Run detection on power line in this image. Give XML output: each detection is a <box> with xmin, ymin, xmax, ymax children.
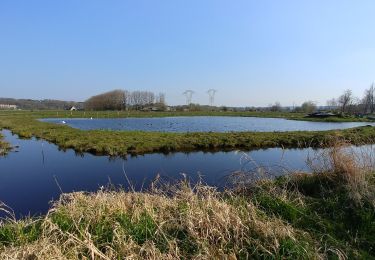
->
<box><xmin>207</xmin><ymin>89</ymin><xmax>217</xmax><ymax>106</ymax></box>
<box><xmin>183</xmin><ymin>90</ymin><xmax>194</xmax><ymax>105</ymax></box>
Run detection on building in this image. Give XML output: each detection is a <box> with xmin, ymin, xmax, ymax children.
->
<box><xmin>142</xmin><ymin>106</ymin><xmax>162</xmax><ymax>112</ymax></box>
<box><xmin>0</xmin><ymin>104</ymin><xmax>18</xmax><ymax>110</ymax></box>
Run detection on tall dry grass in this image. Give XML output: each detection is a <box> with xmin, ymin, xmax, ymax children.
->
<box><xmin>0</xmin><ymin>181</ymin><xmax>318</xmax><ymax>259</ymax></box>
<box><xmin>307</xmin><ymin>141</ymin><xmax>375</xmax><ymax>205</ymax></box>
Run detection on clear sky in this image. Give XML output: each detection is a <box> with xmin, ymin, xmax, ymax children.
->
<box><xmin>1</xmin><ymin>0</ymin><xmax>375</xmax><ymax>107</ymax></box>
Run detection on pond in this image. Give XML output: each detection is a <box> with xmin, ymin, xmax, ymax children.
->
<box><xmin>41</xmin><ymin>116</ymin><xmax>374</xmax><ymax>132</ymax></box>
<box><xmin>0</xmin><ymin>130</ymin><xmax>317</xmax><ymax>218</ymax></box>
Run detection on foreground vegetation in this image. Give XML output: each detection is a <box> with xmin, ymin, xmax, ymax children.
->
<box><xmin>0</xmin><ymin>145</ymin><xmax>374</xmax><ymax>259</ymax></box>
<box><xmin>0</xmin><ymin>110</ymin><xmax>375</xmax><ymax>156</ymax></box>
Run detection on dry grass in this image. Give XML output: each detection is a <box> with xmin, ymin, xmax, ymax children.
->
<box><xmin>307</xmin><ymin>141</ymin><xmax>375</xmax><ymax>205</ymax></box>
<box><xmin>0</xmin><ymin>182</ymin><xmax>319</xmax><ymax>259</ymax></box>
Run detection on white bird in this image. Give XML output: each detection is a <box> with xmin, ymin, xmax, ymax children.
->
<box><xmin>61</xmin><ymin>120</ymin><xmax>66</xmax><ymax>124</ymax></box>
<box><xmin>90</xmin><ymin>117</ymin><xmax>93</xmax><ymax>120</ymax></box>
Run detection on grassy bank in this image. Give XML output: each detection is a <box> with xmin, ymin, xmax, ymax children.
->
<box><xmin>0</xmin><ymin>109</ymin><xmax>371</xmax><ymax>122</ymax></box>
<box><xmin>0</xmin><ymin>133</ymin><xmax>10</xmax><ymax>156</ymax></box>
<box><xmin>1</xmin><ymin>111</ymin><xmax>375</xmax><ymax>156</ymax></box>
<box><xmin>0</xmin><ymin>146</ymin><xmax>374</xmax><ymax>259</ymax></box>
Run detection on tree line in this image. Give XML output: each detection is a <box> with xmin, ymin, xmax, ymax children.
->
<box><xmin>266</xmin><ymin>84</ymin><xmax>375</xmax><ymax>115</ymax></box>
<box><xmin>326</xmin><ymin>84</ymin><xmax>375</xmax><ymax>114</ymax></box>
<box><xmin>0</xmin><ymin>98</ymin><xmax>83</xmax><ymax>110</ymax></box>
<box><xmin>84</xmin><ymin>90</ymin><xmax>166</xmax><ymax>111</ymax></box>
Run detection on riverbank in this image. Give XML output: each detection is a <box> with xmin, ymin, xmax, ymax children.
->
<box><xmin>1</xmin><ymin>146</ymin><xmax>374</xmax><ymax>259</ymax></box>
<box><xmin>0</xmin><ymin>133</ymin><xmax>10</xmax><ymax>156</ymax></box>
<box><xmin>1</xmin><ymin>111</ymin><xmax>375</xmax><ymax>156</ymax></box>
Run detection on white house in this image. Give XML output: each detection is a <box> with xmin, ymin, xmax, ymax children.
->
<box><xmin>0</xmin><ymin>104</ymin><xmax>18</xmax><ymax>110</ymax></box>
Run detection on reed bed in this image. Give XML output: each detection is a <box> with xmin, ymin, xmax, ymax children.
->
<box><xmin>0</xmin><ymin>184</ymin><xmax>318</xmax><ymax>259</ymax></box>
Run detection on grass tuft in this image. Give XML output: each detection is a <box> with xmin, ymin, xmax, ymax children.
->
<box><xmin>0</xmin><ymin>133</ymin><xmax>11</xmax><ymax>156</ymax></box>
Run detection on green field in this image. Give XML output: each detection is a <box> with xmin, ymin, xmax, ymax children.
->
<box><xmin>0</xmin><ymin>110</ymin><xmax>375</xmax><ymax>156</ymax></box>
<box><xmin>1</xmin><ymin>146</ymin><xmax>374</xmax><ymax>258</ymax></box>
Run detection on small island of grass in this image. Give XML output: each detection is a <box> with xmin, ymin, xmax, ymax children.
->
<box><xmin>1</xmin><ymin>110</ymin><xmax>375</xmax><ymax>156</ymax></box>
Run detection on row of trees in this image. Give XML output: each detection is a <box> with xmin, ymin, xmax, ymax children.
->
<box><xmin>82</xmin><ymin>84</ymin><xmax>375</xmax><ymax>113</ymax></box>
<box><xmin>267</xmin><ymin>84</ymin><xmax>375</xmax><ymax>115</ymax></box>
<box><xmin>268</xmin><ymin>101</ymin><xmax>317</xmax><ymax>113</ymax></box>
<box><xmin>327</xmin><ymin>84</ymin><xmax>375</xmax><ymax>114</ymax></box>
<box><xmin>0</xmin><ymin>98</ymin><xmax>83</xmax><ymax>110</ymax></box>
<box><xmin>84</xmin><ymin>90</ymin><xmax>166</xmax><ymax>111</ymax></box>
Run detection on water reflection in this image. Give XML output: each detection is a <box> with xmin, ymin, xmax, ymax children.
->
<box><xmin>1</xmin><ymin>130</ymin><xmax>317</xmax><ymax>218</ymax></box>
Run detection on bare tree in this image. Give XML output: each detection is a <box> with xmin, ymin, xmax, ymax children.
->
<box><xmin>123</xmin><ymin>90</ymin><xmax>130</xmax><ymax>110</ymax></box>
<box><xmin>326</xmin><ymin>98</ymin><xmax>337</xmax><ymax>111</ymax></box>
<box><xmin>349</xmin><ymin>97</ymin><xmax>361</xmax><ymax>114</ymax></box>
<box><xmin>85</xmin><ymin>89</ymin><xmax>164</xmax><ymax>111</ymax></box>
<box><xmin>158</xmin><ymin>93</ymin><xmax>166</xmax><ymax>105</ymax></box>
<box><xmin>362</xmin><ymin>83</ymin><xmax>375</xmax><ymax>114</ymax></box>
<box><xmin>85</xmin><ymin>90</ymin><xmax>125</xmax><ymax>110</ymax></box>
<box><xmin>301</xmin><ymin>101</ymin><xmax>317</xmax><ymax>113</ymax></box>
<box><xmin>145</xmin><ymin>91</ymin><xmax>155</xmax><ymax>105</ymax></box>
<box><xmin>269</xmin><ymin>102</ymin><xmax>282</xmax><ymax>112</ymax></box>
<box><xmin>130</xmin><ymin>91</ymin><xmax>142</xmax><ymax>109</ymax></box>
<box><xmin>338</xmin><ymin>90</ymin><xmax>353</xmax><ymax>113</ymax></box>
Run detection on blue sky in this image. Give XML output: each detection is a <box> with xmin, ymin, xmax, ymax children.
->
<box><xmin>1</xmin><ymin>0</ymin><xmax>375</xmax><ymax>106</ymax></box>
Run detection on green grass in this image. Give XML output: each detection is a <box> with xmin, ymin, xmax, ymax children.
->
<box><xmin>0</xmin><ymin>220</ymin><xmax>42</xmax><ymax>247</ymax></box>
<box><xmin>249</xmin><ymin>174</ymin><xmax>375</xmax><ymax>259</ymax></box>
<box><xmin>1</xmin><ymin>110</ymin><xmax>375</xmax><ymax>156</ymax></box>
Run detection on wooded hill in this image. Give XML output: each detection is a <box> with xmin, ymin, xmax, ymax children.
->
<box><xmin>0</xmin><ymin>98</ymin><xmax>83</xmax><ymax>110</ymax></box>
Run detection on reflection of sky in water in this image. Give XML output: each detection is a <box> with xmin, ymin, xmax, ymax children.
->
<box><xmin>1</xmin><ymin>130</ymin><xmax>373</xmax><ymax>218</ymax></box>
<box><xmin>0</xmin><ymin>130</ymin><xmax>315</xmax><ymax>218</ymax></box>
<box><xmin>41</xmin><ymin>116</ymin><xmax>375</xmax><ymax>132</ymax></box>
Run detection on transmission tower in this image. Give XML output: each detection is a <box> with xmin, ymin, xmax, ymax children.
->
<box><xmin>207</xmin><ymin>89</ymin><xmax>217</xmax><ymax>106</ymax></box>
<box><xmin>183</xmin><ymin>90</ymin><xmax>194</xmax><ymax>105</ymax></box>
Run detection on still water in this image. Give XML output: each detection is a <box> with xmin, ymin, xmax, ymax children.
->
<box><xmin>41</xmin><ymin>116</ymin><xmax>374</xmax><ymax>132</ymax></box>
<box><xmin>0</xmin><ymin>130</ymin><xmax>315</xmax><ymax>218</ymax></box>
